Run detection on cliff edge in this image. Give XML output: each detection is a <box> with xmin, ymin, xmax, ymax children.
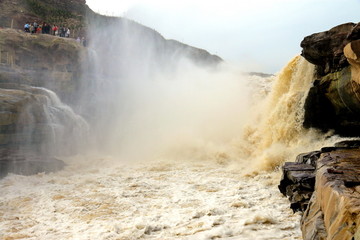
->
<box><xmin>280</xmin><ymin>22</ymin><xmax>360</xmax><ymax>240</ymax></box>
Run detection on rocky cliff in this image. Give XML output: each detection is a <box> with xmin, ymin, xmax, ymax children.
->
<box><xmin>0</xmin><ymin>28</ymin><xmax>86</xmax><ymax>103</ymax></box>
<box><xmin>302</xmin><ymin>23</ymin><xmax>360</xmax><ymax>136</ymax></box>
<box><xmin>280</xmin><ymin>22</ymin><xmax>360</xmax><ymax>240</ymax></box>
<box><xmin>280</xmin><ymin>141</ymin><xmax>360</xmax><ymax>240</ymax></box>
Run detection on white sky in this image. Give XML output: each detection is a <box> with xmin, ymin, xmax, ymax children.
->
<box><xmin>86</xmin><ymin>0</ymin><xmax>360</xmax><ymax>73</ymax></box>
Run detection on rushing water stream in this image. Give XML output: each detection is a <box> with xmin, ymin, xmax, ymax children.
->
<box><xmin>0</xmin><ymin>156</ymin><xmax>302</xmax><ymax>240</ymax></box>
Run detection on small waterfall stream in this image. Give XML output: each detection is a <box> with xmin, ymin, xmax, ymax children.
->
<box><xmin>0</xmin><ymin>85</ymin><xmax>89</xmax><ymax>177</ymax></box>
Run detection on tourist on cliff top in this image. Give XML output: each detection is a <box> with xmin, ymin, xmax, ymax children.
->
<box><xmin>36</xmin><ymin>25</ymin><xmax>42</xmax><ymax>34</ymax></box>
<box><xmin>52</xmin><ymin>25</ymin><xmax>58</xmax><ymax>36</ymax></box>
<box><xmin>30</xmin><ymin>24</ymin><xmax>34</xmax><ymax>34</ymax></box>
<box><xmin>42</xmin><ymin>23</ymin><xmax>46</xmax><ymax>34</ymax></box>
<box><xmin>33</xmin><ymin>20</ymin><xmax>38</xmax><ymax>33</ymax></box>
<box><xmin>42</xmin><ymin>23</ymin><xmax>51</xmax><ymax>34</ymax></box>
<box><xmin>24</xmin><ymin>23</ymin><xmax>30</xmax><ymax>32</ymax></box>
<box><xmin>46</xmin><ymin>24</ymin><xmax>51</xmax><ymax>34</ymax></box>
<box><xmin>60</xmin><ymin>27</ymin><xmax>66</xmax><ymax>37</ymax></box>
<box><xmin>66</xmin><ymin>28</ymin><xmax>70</xmax><ymax>38</ymax></box>
<box><xmin>76</xmin><ymin>37</ymin><xmax>81</xmax><ymax>43</ymax></box>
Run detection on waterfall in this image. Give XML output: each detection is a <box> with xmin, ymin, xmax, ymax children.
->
<box><xmin>240</xmin><ymin>56</ymin><xmax>343</xmax><ymax>172</ymax></box>
<box><xmin>15</xmin><ymin>86</ymin><xmax>89</xmax><ymax>157</ymax></box>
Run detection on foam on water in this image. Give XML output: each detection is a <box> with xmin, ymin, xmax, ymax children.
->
<box><xmin>0</xmin><ymin>156</ymin><xmax>302</xmax><ymax>240</ymax></box>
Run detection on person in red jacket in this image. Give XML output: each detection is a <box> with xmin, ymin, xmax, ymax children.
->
<box><xmin>52</xmin><ymin>25</ymin><xmax>58</xmax><ymax>36</ymax></box>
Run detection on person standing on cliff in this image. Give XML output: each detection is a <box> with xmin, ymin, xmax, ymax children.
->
<box><xmin>66</xmin><ymin>28</ymin><xmax>70</xmax><ymax>38</ymax></box>
<box><xmin>54</xmin><ymin>25</ymin><xmax>59</xmax><ymax>36</ymax></box>
<box><xmin>36</xmin><ymin>24</ymin><xmax>42</xmax><ymax>34</ymax></box>
<box><xmin>30</xmin><ymin>24</ymin><xmax>34</xmax><ymax>34</ymax></box>
<box><xmin>42</xmin><ymin>23</ymin><xmax>46</xmax><ymax>34</ymax></box>
<box><xmin>33</xmin><ymin>20</ymin><xmax>38</xmax><ymax>33</ymax></box>
<box><xmin>60</xmin><ymin>27</ymin><xmax>66</xmax><ymax>37</ymax></box>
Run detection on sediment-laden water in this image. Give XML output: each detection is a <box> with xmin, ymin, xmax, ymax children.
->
<box><xmin>0</xmin><ymin>156</ymin><xmax>302</xmax><ymax>240</ymax></box>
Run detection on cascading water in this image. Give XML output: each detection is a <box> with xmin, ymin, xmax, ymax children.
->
<box><xmin>0</xmin><ymin>18</ymin><xmax>346</xmax><ymax>240</ymax></box>
<box><xmin>1</xmin><ymin>85</ymin><xmax>89</xmax><ymax>177</ymax></box>
<box><xmin>18</xmin><ymin>86</ymin><xmax>89</xmax><ymax>155</ymax></box>
<box><xmin>239</xmin><ymin>56</ymin><xmax>344</xmax><ymax>172</ymax></box>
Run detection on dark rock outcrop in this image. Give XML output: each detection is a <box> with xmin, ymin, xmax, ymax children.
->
<box><xmin>302</xmin><ymin>22</ymin><xmax>360</xmax><ymax>136</ymax></box>
<box><xmin>279</xmin><ymin>151</ymin><xmax>320</xmax><ymax>212</ymax></box>
<box><xmin>301</xmin><ymin>23</ymin><xmax>360</xmax><ymax>77</ymax></box>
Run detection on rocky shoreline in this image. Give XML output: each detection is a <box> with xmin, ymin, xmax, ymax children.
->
<box><xmin>279</xmin><ymin>141</ymin><xmax>360</xmax><ymax>240</ymax></box>
<box><xmin>280</xmin><ymin>22</ymin><xmax>360</xmax><ymax>240</ymax></box>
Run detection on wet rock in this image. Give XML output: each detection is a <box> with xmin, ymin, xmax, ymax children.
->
<box><xmin>278</xmin><ymin>151</ymin><xmax>319</xmax><ymax>212</ymax></box>
<box><xmin>0</xmin><ymin>155</ymin><xmax>66</xmax><ymax>179</ymax></box>
<box><xmin>334</xmin><ymin>140</ymin><xmax>360</xmax><ymax>148</ymax></box>
<box><xmin>301</xmin><ymin>22</ymin><xmax>360</xmax><ymax>77</ymax></box>
<box><xmin>280</xmin><ymin>143</ymin><xmax>360</xmax><ymax>239</ymax></box>
<box><xmin>0</xmin><ymin>84</ymin><xmax>87</xmax><ymax>178</ymax></box>
<box><xmin>302</xmin><ymin>22</ymin><xmax>360</xmax><ymax>136</ymax></box>
<box><xmin>301</xmin><ymin>149</ymin><xmax>360</xmax><ymax>240</ymax></box>
<box><xmin>296</xmin><ymin>151</ymin><xmax>321</xmax><ymax>165</ymax></box>
<box><xmin>301</xmin><ymin>193</ymin><xmax>327</xmax><ymax>240</ymax></box>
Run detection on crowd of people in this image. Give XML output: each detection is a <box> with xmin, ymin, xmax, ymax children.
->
<box><xmin>23</xmin><ymin>20</ymin><xmax>87</xmax><ymax>46</ymax></box>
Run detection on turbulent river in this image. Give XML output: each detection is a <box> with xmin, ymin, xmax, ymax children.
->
<box><xmin>0</xmin><ymin>156</ymin><xmax>302</xmax><ymax>240</ymax></box>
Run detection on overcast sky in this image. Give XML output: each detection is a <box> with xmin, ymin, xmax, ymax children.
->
<box><xmin>86</xmin><ymin>0</ymin><xmax>360</xmax><ymax>73</ymax></box>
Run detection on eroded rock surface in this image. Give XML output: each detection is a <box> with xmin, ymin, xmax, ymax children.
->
<box><xmin>302</xmin><ymin>148</ymin><xmax>360</xmax><ymax>240</ymax></box>
<box><xmin>301</xmin><ymin>23</ymin><xmax>360</xmax><ymax>77</ymax></box>
<box><xmin>302</xmin><ymin>22</ymin><xmax>360</xmax><ymax>136</ymax></box>
<box><xmin>0</xmin><ymin>84</ymin><xmax>91</xmax><ymax>178</ymax></box>
<box><xmin>280</xmin><ymin>141</ymin><xmax>360</xmax><ymax>240</ymax></box>
<box><xmin>278</xmin><ymin>152</ymin><xmax>319</xmax><ymax>212</ymax></box>
<box><xmin>0</xmin><ymin>29</ymin><xmax>86</xmax><ymax>104</ymax></box>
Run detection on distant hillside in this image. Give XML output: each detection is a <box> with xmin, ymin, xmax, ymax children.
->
<box><xmin>0</xmin><ymin>0</ymin><xmax>222</xmax><ymax>66</ymax></box>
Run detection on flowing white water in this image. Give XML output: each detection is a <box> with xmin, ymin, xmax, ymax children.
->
<box><xmin>13</xmin><ymin>86</ymin><xmax>89</xmax><ymax>157</ymax></box>
<box><xmin>0</xmin><ymin>157</ymin><xmax>302</xmax><ymax>240</ymax></box>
